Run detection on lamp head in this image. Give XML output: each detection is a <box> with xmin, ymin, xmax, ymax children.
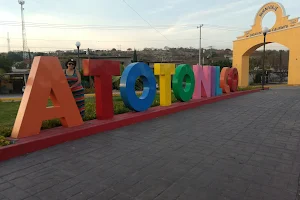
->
<box><xmin>18</xmin><ymin>0</ymin><xmax>25</xmax><ymax>5</ymax></box>
<box><xmin>262</xmin><ymin>27</ymin><xmax>269</xmax><ymax>35</ymax></box>
<box><xmin>75</xmin><ymin>41</ymin><xmax>81</xmax><ymax>48</ymax></box>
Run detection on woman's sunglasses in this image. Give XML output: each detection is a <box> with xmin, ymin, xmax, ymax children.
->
<box><xmin>68</xmin><ymin>63</ymin><xmax>74</xmax><ymax>66</ymax></box>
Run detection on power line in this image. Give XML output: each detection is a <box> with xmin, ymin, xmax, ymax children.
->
<box><xmin>0</xmin><ymin>37</ymin><xmax>198</xmax><ymax>42</ymax></box>
<box><xmin>0</xmin><ymin>45</ymin><xmax>107</xmax><ymax>50</ymax></box>
<box><xmin>0</xmin><ymin>20</ymin><xmax>248</xmax><ymax>30</ymax></box>
<box><xmin>0</xmin><ymin>33</ymin><xmax>287</xmax><ymax>47</ymax></box>
<box><xmin>0</xmin><ymin>43</ymin><xmax>287</xmax><ymax>50</ymax></box>
<box><xmin>0</xmin><ymin>30</ymin><xmax>239</xmax><ymax>43</ymax></box>
<box><xmin>0</xmin><ymin>23</ymin><xmax>245</xmax><ymax>32</ymax></box>
<box><xmin>121</xmin><ymin>0</ymin><xmax>180</xmax><ymax>47</ymax></box>
<box><xmin>0</xmin><ymin>37</ymin><xmax>233</xmax><ymax>43</ymax></box>
<box><xmin>0</xmin><ymin>20</ymin><xmax>197</xmax><ymax>27</ymax></box>
<box><xmin>0</xmin><ymin>42</ymin><xmax>287</xmax><ymax>50</ymax></box>
<box><xmin>0</xmin><ymin>21</ymin><xmax>196</xmax><ymax>30</ymax></box>
<box><xmin>3</xmin><ymin>37</ymin><xmax>286</xmax><ymax>48</ymax></box>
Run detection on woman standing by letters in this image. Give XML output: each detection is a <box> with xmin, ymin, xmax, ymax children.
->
<box><xmin>64</xmin><ymin>59</ymin><xmax>85</xmax><ymax>117</ymax></box>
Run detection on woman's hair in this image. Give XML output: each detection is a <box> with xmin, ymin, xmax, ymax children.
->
<box><xmin>65</xmin><ymin>59</ymin><xmax>77</xmax><ymax>68</ymax></box>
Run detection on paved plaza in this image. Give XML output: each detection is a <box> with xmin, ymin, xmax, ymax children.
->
<box><xmin>1</xmin><ymin>87</ymin><xmax>300</xmax><ymax>200</ymax></box>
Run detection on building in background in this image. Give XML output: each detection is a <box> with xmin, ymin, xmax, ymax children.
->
<box><xmin>1</xmin><ymin>68</ymin><xmax>29</xmax><ymax>94</ymax></box>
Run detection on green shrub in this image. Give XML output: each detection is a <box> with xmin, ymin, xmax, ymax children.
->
<box><xmin>114</xmin><ymin>102</ymin><xmax>131</xmax><ymax>114</ymax></box>
<box><xmin>0</xmin><ymin>127</ymin><xmax>12</xmax><ymax>137</ymax></box>
<box><xmin>238</xmin><ymin>86</ymin><xmax>261</xmax><ymax>91</ymax></box>
<box><xmin>84</xmin><ymin>87</ymin><xmax>95</xmax><ymax>94</ymax></box>
<box><xmin>41</xmin><ymin>119</ymin><xmax>61</xmax><ymax>130</ymax></box>
<box><xmin>0</xmin><ymin>136</ymin><xmax>10</xmax><ymax>146</ymax></box>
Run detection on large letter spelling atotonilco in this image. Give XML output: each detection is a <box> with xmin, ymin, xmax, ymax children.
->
<box><xmin>220</xmin><ymin>67</ymin><xmax>231</xmax><ymax>94</ymax></box>
<box><xmin>228</xmin><ymin>67</ymin><xmax>239</xmax><ymax>92</ymax></box>
<box><xmin>120</xmin><ymin>62</ymin><xmax>156</xmax><ymax>112</ymax></box>
<box><xmin>172</xmin><ymin>64</ymin><xmax>195</xmax><ymax>102</ymax></box>
<box><xmin>214</xmin><ymin>66</ymin><xmax>223</xmax><ymax>96</ymax></box>
<box><xmin>210</xmin><ymin>66</ymin><xmax>216</xmax><ymax>97</ymax></box>
<box><xmin>83</xmin><ymin>59</ymin><xmax>120</xmax><ymax>119</ymax></box>
<box><xmin>154</xmin><ymin>63</ymin><xmax>175</xmax><ymax>106</ymax></box>
<box><xmin>192</xmin><ymin>65</ymin><xmax>212</xmax><ymax>99</ymax></box>
<box><xmin>11</xmin><ymin>56</ymin><xmax>83</xmax><ymax>139</ymax></box>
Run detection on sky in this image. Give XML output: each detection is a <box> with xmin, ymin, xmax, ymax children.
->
<box><xmin>0</xmin><ymin>0</ymin><xmax>298</xmax><ymax>52</ymax></box>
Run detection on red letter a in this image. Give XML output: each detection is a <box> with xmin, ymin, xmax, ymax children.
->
<box><xmin>11</xmin><ymin>57</ymin><xmax>83</xmax><ymax>139</ymax></box>
<box><xmin>83</xmin><ymin>60</ymin><xmax>120</xmax><ymax>120</ymax></box>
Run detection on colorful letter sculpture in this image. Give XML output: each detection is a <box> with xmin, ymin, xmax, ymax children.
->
<box><xmin>220</xmin><ymin>67</ymin><xmax>231</xmax><ymax>94</ymax></box>
<box><xmin>83</xmin><ymin>59</ymin><xmax>120</xmax><ymax>119</ymax></box>
<box><xmin>120</xmin><ymin>62</ymin><xmax>156</xmax><ymax>112</ymax></box>
<box><xmin>154</xmin><ymin>63</ymin><xmax>175</xmax><ymax>106</ymax></box>
<box><xmin>10</xmin><ymin>55</ymin><xmax>240</xmax><ymax>139</ymax></box>
<box><xmin>210</xmin><ymin>66</ymin><xmax>216</xmax><ymax>96</ymax></box>
<box><xmin>214</xmin><ymin>66</ymin><xmax>223</xmax><ymax>96</ymax></box>
<box><xmin>11</xmin><ymin>56</ymin><xmax>83</xmax><ymax>139</ymax></box>
<box><xmin>172</xmin><ymin>64</ymin><xmax>195</xmax><ymax>102</ymax></box>
<box><xmin>228</xmin><ymin>68</ymin><xmax>239</xmax><ymax>92</ymax></box>
<box><xmin>192</xmin><ymin>65</ymin><xmax>212</xmax><ymax>99</ymax></box>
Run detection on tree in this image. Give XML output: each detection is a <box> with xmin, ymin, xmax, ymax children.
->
<box><xmin>225</xmin><ymin>49</ymin><xmax>232</xmax><ymax>54</ymax></box>
<box><xmin>112</xmin><ymin>63</ymin><xmax>143</xmax><ymax>90</ymax></box>
<box><xmin>34</xmin><ymin>52</ymin><xmax>47</xmax><ymax>56</ymax></box>
<box><xmin>127</xmin><ymin>48</ymin><xmax>132</xmax><ymax>51</ymax></box>
<box><xmin>249</xmin><ymin>57</ymin><xmax>260</xmax><ymax>71</ymax></box>
<box><xmin>12</xmin><ymin>61</ymin><xmax>27</xmax><ymax>69</ymax></box>
<box><xmin>112</xmin><ymin>64</ymin><xmax>125</xmax><ymax>89</ymax></box>
<box><xmin>132</xmin><ymin>49</ymin><xmax>138</xmax><ymax>62</ymax></box>
<box><xmin>213</xmin><ymin>59</ymin><xmax>232</xmax><ymax>69</ymax></box>
<box><xmin>0</xmin><ymin>56</ymin><xmax>12</xmax><ymax>73</ymax></box>
<box><xmin>7</xmin><ymin>52</ymin><xmax>23</xmax><ymax>63</ymax></box>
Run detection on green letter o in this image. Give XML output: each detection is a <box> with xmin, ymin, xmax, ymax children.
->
<box><xmin>172</xmin><ymin>64</ymin><xmax>195</xmax><ymax>102</ymax></box>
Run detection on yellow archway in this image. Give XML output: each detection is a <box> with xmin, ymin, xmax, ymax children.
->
<box><xmin>233</xmin><ymin>2</ymin><xmax>300</xmax><ymax>86</ymax></box>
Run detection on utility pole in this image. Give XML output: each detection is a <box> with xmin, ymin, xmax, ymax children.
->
<box><xmin>117</xmin><ymin>45</ymin><xmax>122</xmax><ymax>51</ymax></box>
<box><xmin>208</xmin><ymin>46</ymin><xmax>213</xmax><ymax>55</ymax></box>
<box><xmin>7</xmin><ymin>32</ymin><xmax>11</xmax><ymax>52</ymax></box>
<box><xmin>18</xmin><ymin>0</ymin><xmax>30</xmax><ymax>68</ymax></box>
<box><xmin>197</xmin><ymin>24</ymin><xmax>203</xmax><ymax>65</ymax></box>
<box><xmin>207</xmin><ymin>46</ymin><xmax>213</xmax><ymax>65</ymax></box>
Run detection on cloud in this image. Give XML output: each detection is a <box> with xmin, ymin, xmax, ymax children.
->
<box><xmin>148</xmin><ymin>0</ymin><xmax>186</xmax><ymax>14</ymax></box>
<box><xmin>148</xmin><ymin>5</ymin><xmax>174</xmax><ymax>14</ymax></box>
<box><xmin>162</xmin><ymin>0</ymin><xmax>261</xmax><ymax>36</ymax></box>
<box><xmin>179</xmin><ymin>0</ymin><xmax>246</xmax><ymax>21</ymax></box>
<box><xmin>231</xmin><ymin>5</ymin><xmax>261</xmax><ymax>15</ymax></box>
<box><xmin>166</xmin><ymin>0</ymin><xmax>185</xmax><ymax>4</ymax></box>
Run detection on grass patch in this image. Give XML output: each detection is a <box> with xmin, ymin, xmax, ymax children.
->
<box><xmin>0</xmin><ymin>86</ymin><xmax>259</xmax><ymax>144</ymax></box>
<box><xmin>237</xmin><ymin>86</ymin><xmax>262</xmax><ymax>91</ymax></box>
<box><xmin>0</xmin><ymin>94</ymin><xmax>178</xmax><ymax>140</ymax></box>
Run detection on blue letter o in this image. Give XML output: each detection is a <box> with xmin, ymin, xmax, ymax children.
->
<box><xmin>120</xmin><ymin>62</ymin><xmax>156</xmax><ymax>112</ymax></box>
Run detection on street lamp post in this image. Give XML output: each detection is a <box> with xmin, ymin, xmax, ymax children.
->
<box><xmin>262</xmin><ymin>27</ymin><xmax>269</xmax><ymax>90</ymax></box>
<box><xmin>75</xmin><ymin>41</ymin><xmax>81</xmax><ymax>71</ymax></box>
<box><xmin>197</xmin><ymin>24</ymin><xmax>203</xmax><ymax>65</ymax></box>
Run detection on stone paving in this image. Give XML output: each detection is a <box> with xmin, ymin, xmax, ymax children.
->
<box><xmin>1</xmin><ymin>87</ymin><xmax>300</xmax><ymax>200</ymax></box>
